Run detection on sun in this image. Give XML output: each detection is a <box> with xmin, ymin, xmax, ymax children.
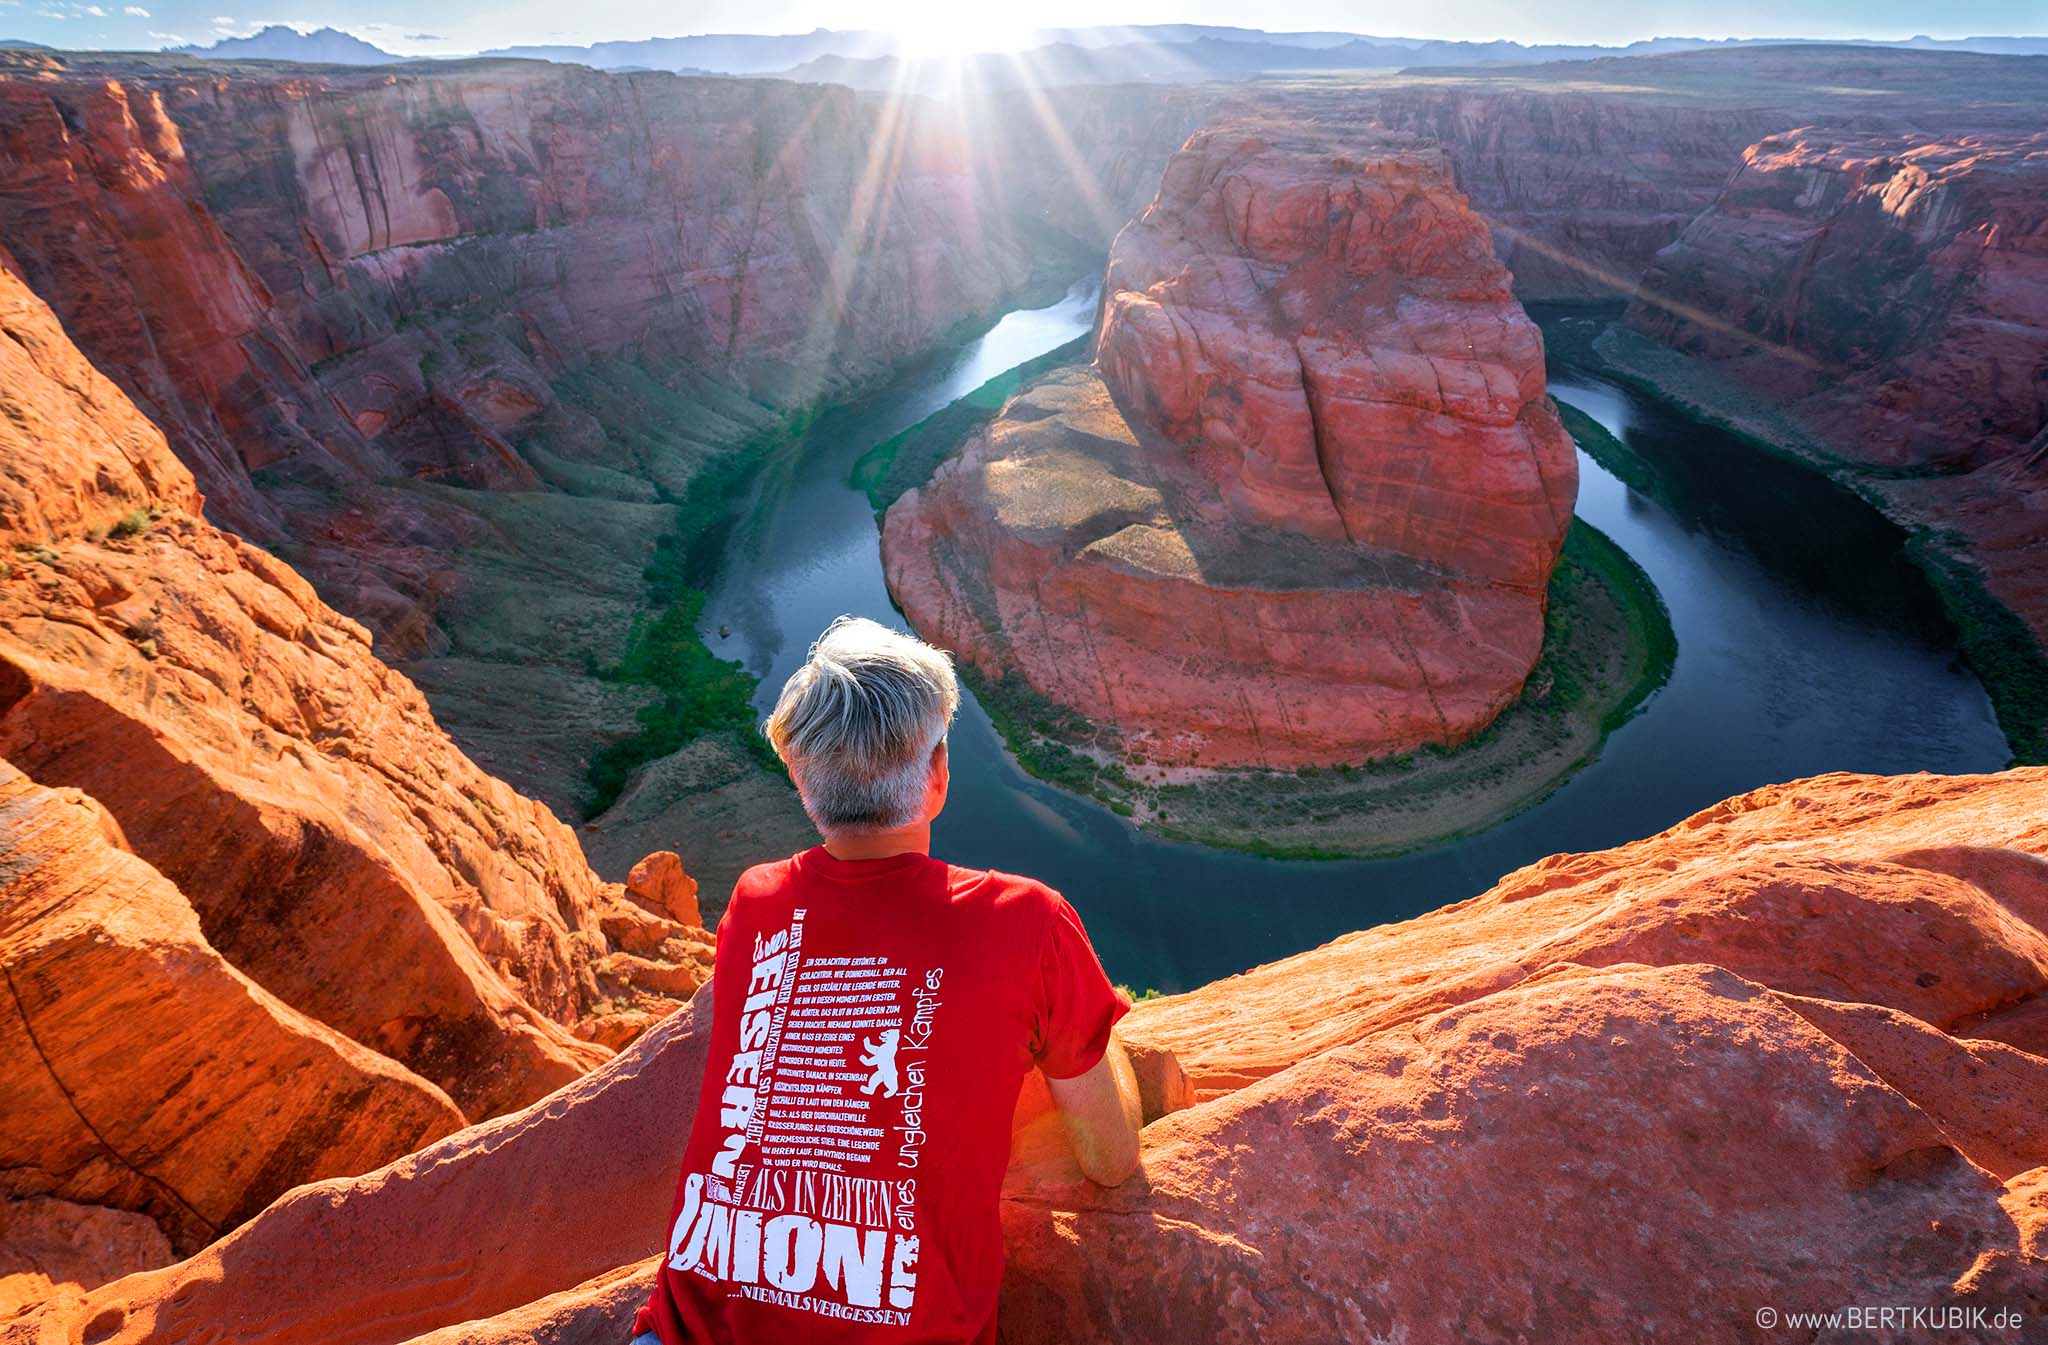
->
<box><xmin>883</xmin><ymin>4</ymin><xmax>1031</xmax><ymax>62</ymax></box>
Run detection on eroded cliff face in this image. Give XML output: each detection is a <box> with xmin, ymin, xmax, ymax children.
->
<box><xmin>1357</xmin><ymin>87</ymin><xmax>1789</xmax><ymax>299</ymax></box>
<box><xmin>1623</xmin><ymin>129</ymin><xmax>2048</xmax><ymax>645</ymax></box>
<box><xmin>25</xmin><ymin>764</ymin><xmax>2046</xmax><ymax>1343</ymax></box>
<box><xmin>883</xmin><ymin>122</ymin><xmax>1576</xmax><ymax>767</ymax></box>
<box><xmin>0</xmin><ymin>54</ymin><xmax>1040</xmax><ymax>574</ymax></box>
<box><xmin>0</xmin><ymin>253</ymin><xmax>712</xmax><ymax>1272</ymax></box>
<box><xmin>0</xmin><ymin>53</ymin><xmax>1049</xmax><ymax>832</ymax></box>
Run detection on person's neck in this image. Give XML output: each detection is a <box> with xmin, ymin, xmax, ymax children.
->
<box><xmin>822</xmin><ymin>822</ymin><xmax>931</xmax><ymax>862</ymax></box>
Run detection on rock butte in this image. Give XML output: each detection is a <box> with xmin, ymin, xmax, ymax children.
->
<box><xmin>17</xmin><ymin>766</ymin><xmax>2047</xmax><ymax>1343</ymax></box>
<box><xmin>0</xmin><ymin>255</ymin><xmax>712</xmax><ymax>1263</ymax></box>
<box><xmin>885</xmin><ymin>123</ymin><xmax>1576</xmax><ymax>767</ymax></box>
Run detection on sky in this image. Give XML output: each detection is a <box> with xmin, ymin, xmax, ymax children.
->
<box><xmin>3</xmin><ymin>0</ymin><xmax>2044</xmax><ymax>57</ymax></box>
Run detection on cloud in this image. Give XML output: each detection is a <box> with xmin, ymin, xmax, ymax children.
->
<box><xmin>147</xmin><ymin>27</ymin><xmax>186</xmax><ymax>41</ymax></box>
<box><xmin>125</xmin><ymin>4</ymin><xmax>149</xmax><ymax>13</ymax></box>
<box><xmin>210</xmin><ymin>13</ymin><xmax>231</xmax><ymax>22</ymax></box>
<box><xmin>405</xmin><ymin>32</ymin><xmax>439</xmax><ymax>40</ymax></box>
<box><xmin>80</xmin><ymin>2</ymin><xmax>105</xmax><ymax>12</ymax></box>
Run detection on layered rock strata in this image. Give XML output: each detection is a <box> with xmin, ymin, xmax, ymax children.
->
<box><xmin>1624</xmin><ymin>129</ymin><xmax>2048</xmax><ymax>646</ymax></box>
<box><xmin>0</xmin><ymin>52</ymin><xmax>1046</xmax><ymax>833</ymax></box>
<box><xmin>884</xmin><ymin>123</ymin><xmax>1576</xmax><ymax>767</ymax></box>
<box><xmin>0</xmin><ymin>250</ymin><xmax>710</xmax><ymax>1263</ymax></box>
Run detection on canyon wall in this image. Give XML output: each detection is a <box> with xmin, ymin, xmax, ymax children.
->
<box><xmin>22</xmin><ymin>763</ymin><xmax>2045</xmax><ymax>1342</ymax></box>
<box><xmin>1622</xmin><ymin>129</ymin><xmax>2048</xmax><ymax>650</ymax></box>
<box><xmin>11</xmin><ymin>48</ymin><xmax>2040</xmax><ymax>833</ymax></box>
<box><xmin>883</xmin><ymin>121</ymin><xmax>1575</xmax><ymax>767</ymax></box>
<box><xmin>0</xmin><ymin>51</ymin><xmax>1050</xmax><ymax>831</ymax></box>
<box><xmin>980</xmin><ymin>74</ymin><xmax>1797</xmax><ymax>302</ymax></box>
<box><xmin>0</xmin><ymin>52</ymin><xmax>1041</xmax><ymax>578</ymax></box>
<box><xmin>0</xmin><ymin>251</ymin><xmax>712</xmax><ymax>1274</ymax></box>
<box><xmin>1356</xmin><ymin>86</ymin><xmax>1787</xmax><ymax>298</ymax></box>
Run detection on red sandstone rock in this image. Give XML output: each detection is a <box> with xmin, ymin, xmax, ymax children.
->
<box><xmin>1001</xmin><ymin>961</ymin><xmax>2047</xmax><ymax>1343</ymax></box>
<box><xmin>14</xmin><ymin>990</ymin><xmax>713</xmax><ymax>1345</ymax></box>
<box><xmin>0</xmin><ymin>1198</ymin><xmax>170</xmax><ymax>1322</ymax></box>
<box><xmin>1625</xmin><ymin>130</ymin><xmax>2048</xmax><ymax>643</ymax></box>
<box><xmin>0</xmin><ymin>763</ymin><xmax>464</xmax><ymax>1253</ymax></box>
<box><xmin>1097</xmin><ymin>125</ymin><xmax>1575</xmax><ymax>577</ymax></box>
<box><xmin>0</xmin><ymin>255</ymin><xmax>710</xmax><ymax>1257</ymax></box>
<box><xmin>625</xmin><ymin>850</ymin><xmax>701</xmax><ymax>927</ymax></box>
<box><xmin>884</xmin><ymin>122</ymin><xmax>1575</xmax><ymax>767</ymax></box>
<box><xmin>21</xmin><ymin>768</ymin><xmax>2048</xmax><ymax>1345</ymax></box>
<box><xmin>0</xmin><ymin>249</ymin><xmax>613</xmax><ymax>1120</ymax></box>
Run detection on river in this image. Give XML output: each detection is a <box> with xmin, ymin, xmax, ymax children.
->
<box><xmin>697</xmin><ymin>281</ymin><xmax>2008</xmax><ymax>993</ymax></box>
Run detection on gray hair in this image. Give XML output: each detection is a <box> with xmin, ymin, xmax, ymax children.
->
<box><xmin>765</xmin><ymin>616</ymin><xmax>960</xmax><ymax>834</ymax></box>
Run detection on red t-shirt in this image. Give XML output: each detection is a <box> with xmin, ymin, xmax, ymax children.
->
<box><xmin>635</xmin><ymin>847</ymin><xmax>1128</xmax><ymax>1345</ymax></box>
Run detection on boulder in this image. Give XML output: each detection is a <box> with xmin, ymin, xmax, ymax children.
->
<box><xmin>625</xmin><ymin>851</ymin><xmax>701</xmax><ymax>927</ymax></box>
<box><xmin>0</xmin><ymin>762</ymin><xmax>463</xmax><ymax>1252</ymax></box>
<box><xmin>0</xmin><ymin>1198</ymin><xmax>170</xmax><ymax>1322</ymax></box>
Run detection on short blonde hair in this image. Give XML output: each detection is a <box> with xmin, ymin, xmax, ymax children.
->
<box><xmin>765</xmin><ymin>616</ymin><xmax>959</xmax><ymax>834</ymax></box>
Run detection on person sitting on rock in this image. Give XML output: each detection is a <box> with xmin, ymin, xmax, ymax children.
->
<box><xmin>633</xmin><ymin>615</ymin><xmax>1142</xmax><ymax>1345</ymax></box>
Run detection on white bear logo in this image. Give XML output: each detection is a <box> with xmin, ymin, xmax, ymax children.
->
<box><xmin>859</xmin><ymin>1028</ymin><xmax>901</xmax><ymax>1098</ymax></box>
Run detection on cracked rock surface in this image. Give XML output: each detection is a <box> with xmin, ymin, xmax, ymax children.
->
<box><xmin>883</xmin><ymin>119</ymin><xmax>1577</xmax><ymax>767</ymax></box>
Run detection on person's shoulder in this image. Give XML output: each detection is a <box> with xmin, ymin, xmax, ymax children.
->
<box><xmin>948</xmin><ymin>864</ymin><xmax>1070</xmax><ymax>921</ymax></box>
<box><xmin>727</xmin><ymin>851</ymin><xmax>810</xmax><ymax>909</ymax></box>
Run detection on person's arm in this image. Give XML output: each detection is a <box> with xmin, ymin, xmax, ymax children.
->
<box><xmin>1044</xmin><ymin>1029</ymin><xmax>1143</xmax><ymax>1186</ymax></box>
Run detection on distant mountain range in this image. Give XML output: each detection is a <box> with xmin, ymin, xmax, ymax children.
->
<box><xmin>173</xmin><ymin>25</ymin><xmax>399</xmax><ymax>64</ymax></box>
<box><xmin>774</xmin><ymin>31</ymin><xmax>2048</xmax><ymax>95</ymax></box>
<box><xmin>149</xmin><ymin>23</ymin><xmax>2048</xmax><ymax>86</ymax></box>
<box><xmin>478</xmin><ymin>28</ymin><xmax>895</xmax><ymax>73</ymax></box>
<box><xmin>476</xmin><ymin>26</ymin><xmax>2048</xmax><ymax>82</ymax></box>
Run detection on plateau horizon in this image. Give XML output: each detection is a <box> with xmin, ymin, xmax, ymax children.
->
<box><xmin>8</xmin><ymin>11</ymin><xmax>2048</xmax><ymax>65</ymax></box>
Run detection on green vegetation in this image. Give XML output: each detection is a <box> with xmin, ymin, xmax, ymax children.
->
<box><xmin>109</xmin><ymin>507</ymin><xmax>156</xmax><ymax>539</ymax></box>
<box><xmin>560</xmin><ymin>366</ymin><xmax>808</xmax><ymax>818</ymax></box>
<box><xmin>851</xmin><ymin>334</ymin><xmax>1094</xmax><ymax>511</ymax></box>
<box><xmin>1554</xmin><ymin>401</ymin><xmax>1657</xmax><ymax>499</ymax></box>
<box><xmin>584</xmin><ymin>590</ymin><xmax>778</xmax><ymax>813</ymax></box>
<box><xmin>1908</xmin><ymin>533</ymin><xmax>2048</xmax><ymax>765</ymax></box>
<box><xmin>970</xmin><ymin>516</ymin><xmax>1677</xmax><ymax>860</ymax></box>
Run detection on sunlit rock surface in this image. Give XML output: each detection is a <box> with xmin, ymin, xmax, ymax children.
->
<box><xmin>0</xmin><ymin>255</ymin><xmax>713</xmax><ymax>1274</ymax></box>
<box><xmin>885</xmin><ymin>121</ymin><xmax>1575</xmax><ymax>767</ymax></box>
<box><xmin>22</xmin><ymin>766</ymin><xmax>2047</xmax><ymax>1343</ymax></box>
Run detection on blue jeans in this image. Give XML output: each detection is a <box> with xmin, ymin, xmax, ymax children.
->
<box><xmin>631</xmin><ymin>1334</ymin><xmax>661</xmax><ymax>1345</ymax></box>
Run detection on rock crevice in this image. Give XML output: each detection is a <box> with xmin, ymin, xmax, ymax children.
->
<box><xmin>884</xmin><ymin>119</ymin><xmax>1576</xmax><ymax>768</ymax></box>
